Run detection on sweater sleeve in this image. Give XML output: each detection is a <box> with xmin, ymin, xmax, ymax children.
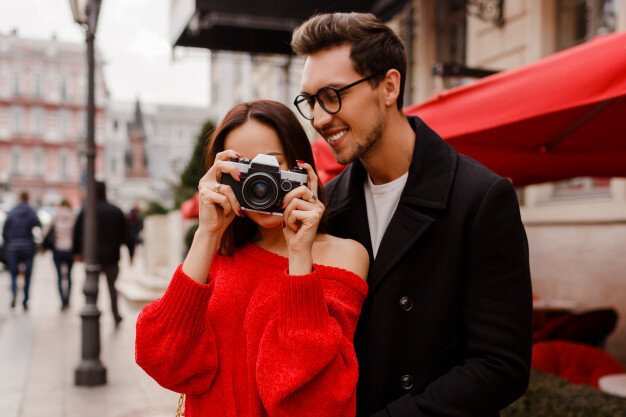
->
<box><xmin>135</xmin><ymin>264</ymin><xmax>219</xmax><ymax>394</ymax></box>
<box><xmin>256</xmin><ymin>266</ymin><xmax>368</xmax><ymax>417</ymax></box>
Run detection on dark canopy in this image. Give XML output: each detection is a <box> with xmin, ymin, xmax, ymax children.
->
<box><xmin>170</xmin><ymin>0</ymin><xmax>408</xmax><ymax>54</ymax></box>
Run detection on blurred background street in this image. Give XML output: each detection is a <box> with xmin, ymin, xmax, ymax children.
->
<box><xmin>1</xmin><ymin>0</ymin><xmax>626</xmax><ymax>415</ymax></box>
<box><xmin>0</xmin><ymin>249</ymin><xmax>178</xmax><ymax>417</ymax></box>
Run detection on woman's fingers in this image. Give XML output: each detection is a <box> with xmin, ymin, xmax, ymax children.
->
<box><xmin>215</xmin><ymin>149</ymin><xmax>242</xmax><ymax>162</ymax></box>
<box><xmin>283</xmin><ymin>198</ymin><xmax>324</xmax><ymax>232</ymax></box>
<box><xmin>199</xmin><ymin>185</ymin><xmax>233</xmax><ymax>216</ymax></box>
<box><xmin>212</xmin><ymin>160</ymin><xmax>241</xmax><ymax>183</ymax></box>
<box><xmin>216</xmin><ymin>184</ymin><xmax>242</xmax><ymax>217</ymax></box>
<box><xmin>282</xmin><ymin>185</ymin><xmax>315</xmax><ymax>209</ymax></box>
<box><xmin>296</xmin><ymin>160</ymin><xmax>319</xmax><ymax>196</ymax></box>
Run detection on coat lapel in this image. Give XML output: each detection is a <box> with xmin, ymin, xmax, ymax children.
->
<box><xmin>368</xmin><ymin>204</ymin><xmax>434</xmax><ymax>294</ymax></box>
<box><xmin>325</xmin><ymin>116</ymin><xmax>459</xmax><ymax>293</ymax></box>
<box><xmin>326</xmin><ymin>162</ymin><xmax>374</xmax><ymax>258</ymax></box>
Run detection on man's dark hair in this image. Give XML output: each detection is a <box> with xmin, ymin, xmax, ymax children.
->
<box><xmin>292</xmin><ymin>12</ymin><xmax>407</xmax><ymax>110</ymax></box>
<box><xmin>19</xmin><ymin>191</ymin><xmax>29</xmax><ymax>203</ymax></box>
<box><xmin>96</xmin><ymin>181</ymin><xmax>107</xmax><ymax>201</ymax></box>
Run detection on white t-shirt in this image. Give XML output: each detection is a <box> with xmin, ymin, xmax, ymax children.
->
<box><xmin>363</xmin><ymin>171</ymin><xmax>409</xmax><ymax>258</ymax></box>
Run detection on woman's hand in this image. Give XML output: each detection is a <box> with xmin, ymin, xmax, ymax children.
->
<box><xmin>197</xmin><ymin>150</ymin><xmax>243</xmax><ymax>237</ymax></box>
<box><xmin>282</xmin><ymin>161</ymin><xmax>324</xmax><ymax>275</ymax></box>
<box><xmin>183</xmin><ymin>150</ymin><xmax>243</xmax><ymax>284</ymax></box>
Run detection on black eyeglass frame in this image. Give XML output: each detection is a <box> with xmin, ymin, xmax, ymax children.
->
<box><xmin>293</xmin><ymin>73</ymin><xmax>379</xmax><ymax>120</ymax></box>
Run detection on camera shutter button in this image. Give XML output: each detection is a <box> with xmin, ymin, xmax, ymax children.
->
<box><xmin>281</xmin><ymin>180</ymin><xmax>293</xmax><ymax>192</ymax></box>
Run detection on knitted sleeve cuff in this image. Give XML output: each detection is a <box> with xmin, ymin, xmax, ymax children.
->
<box><xmin>279</xmin><ymin>268</ymin><xmax>329</xmax><ymax>331</ymax></box>
<box><xmin>151</xmin><ymin>264</ymin><xmax>213</xmax><ymax>336</ymax></box>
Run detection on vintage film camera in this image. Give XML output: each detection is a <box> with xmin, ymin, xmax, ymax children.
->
<box><xmin>220</xmin><ymin>154</ymin><xmax>308</xmax><ymax>215</ymax></box>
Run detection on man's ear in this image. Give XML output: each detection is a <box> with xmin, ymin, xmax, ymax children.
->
<box><xmin>382</xmin><ymin>69</ymin><xmax>401</xmax><ymax>107</ymax></box>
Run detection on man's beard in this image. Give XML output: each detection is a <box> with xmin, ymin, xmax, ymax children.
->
<box><xmin>336</xmin><ymin>105</ymin><xmax>385</xmax><ymax>165</ymax></box>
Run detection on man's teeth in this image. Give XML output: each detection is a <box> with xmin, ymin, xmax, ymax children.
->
<box><xmin>327</xmin><ymin>130</ymin><xmax>348</xmax><ymax>143</ymax></box>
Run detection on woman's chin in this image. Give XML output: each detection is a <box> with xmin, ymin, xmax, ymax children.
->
<box><xmin>247</xmin><ymin>211</ymin><xmax>282</xmax><ymax>228</ymax></box>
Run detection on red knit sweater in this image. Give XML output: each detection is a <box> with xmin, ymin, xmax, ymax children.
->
<box><xmin>135</xmin><ymin>243</ymin><xmax>368</xmax><ymax>417</ymax></box>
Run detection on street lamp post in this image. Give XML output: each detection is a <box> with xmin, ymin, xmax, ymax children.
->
<box><xmin>69</xmin><ymin>0</ymin><xmax>106</xmax><ymax>386</ymax></box>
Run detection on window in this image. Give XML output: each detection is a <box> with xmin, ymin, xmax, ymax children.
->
<box><xmin>11</xmin><ymin>106</ymin><xmax>24</xmax><ymax>135</ymax></box>
<box><xmin>32</xmin><ymin>107</ymin><xmax>44</xmax><ymax>136</ymax></box>
<box><xmin>33</xmin><ymin>147</ymin><xmax>43</xmax><ymax>176</ymax></box>
<box><xmin>436</xmin><ymin>1</ymin><xmax>467</xmax><ymax>89</ymax></box>
<box><xmin>79</xmin><ymin>111</ymin><xmax>86</xmax><ymax>136</ymax></box>
<box><xmin>59</xmin><ymin>110</ymin><xmax>70</xmax><ymax>138</ymax></box>
<box><xmin>60</xmin><ymin>76</ymin><xmax>68</xmax><ymax>101</ymax></box>
<box><xmin>60</xmin><ymin>148</ymin><xmax>69</xmax><ymax>179</ymax></box>
<box><xmin>33</xmin><ymin>72</ymin><xmax>43</xmax><ymax>98</ymax></box>
<box><xmin>551</xmin><ymin>177</ymin><xmax>611</xmax><ymax>200</ymax></box>
<box><xmin>557</xmin><ymin>0</ymin><xmax>616</xmax><ymax>50</ymax></box>
<box><xmin>12</xmin><ymin>72</ymin><xmax>21</xmax><ymax>96</ymax></box>
<box><xmin>11</xmin><ymin>146</ymin><xmax>21</xmax><ymax>174</ymax></box>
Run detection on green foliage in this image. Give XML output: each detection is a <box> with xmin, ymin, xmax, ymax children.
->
<box><xmin>502</xmin><ymin>370</ymin><xmax>626</xmax><ymax>417</ymax></box>
<box><xmin>173</xmin><ymin>119</ymin><xmax>216</xmax><ymax>208</ymax></box>
<box><xmin>141</xmin><ymin>201</ymin><xmax>169</xmax><ymax>218</ymax></box>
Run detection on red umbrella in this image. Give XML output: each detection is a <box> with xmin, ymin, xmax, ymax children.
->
<box><xmin>404</xmin><ymin>30</ymin><xmax>626</xmax><ymax>186</ymax></box>
<box><xmin>312</xmin><ymin>137</ymin><xmax>346</xmax><ymax>184</ymax></box>
<box><xmin>181</xmin><ymin>192</ymin><xmax>199</xmax><ymax>219</ymax></box>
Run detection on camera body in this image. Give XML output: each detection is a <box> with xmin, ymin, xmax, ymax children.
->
<box><xmin>220</xmin><ymin>154</ymin><xmax>308</xmax><ymax>216</ymax></box>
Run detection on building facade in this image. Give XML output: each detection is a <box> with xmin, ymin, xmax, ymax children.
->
<box><xmin>389</xmin><ymin>0</ymin><xmax>626</xmax><ymax>364</ymax></box>
<box><xmin>0</xmin><ymin>31</ymin><xmax>106</xmax><ymax>209</ymax></box>
<box><xmin>208</xmin><ymin>51</ymin><xmax>315</xmax><ymax>136</ymax></box>
<box><xmin>104</xmin><ymin>100</ymin><xmax>209</xmax><ymax>210</ymax></box>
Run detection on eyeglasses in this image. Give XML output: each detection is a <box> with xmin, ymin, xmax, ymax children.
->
<box><xmin>293</xmin><ymin>73</ymin><xmax>379</xmax><ymax>120</ymax></box>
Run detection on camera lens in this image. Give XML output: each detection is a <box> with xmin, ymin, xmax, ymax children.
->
<box><xmin>242</xmin><ymin>172</ymin><xmax>279</xmax><ymax>210</ymax></box>
<box><xmin>251</xmin><ymin>182</ymin><xmax>269</xmax><ymax>199</ymax></box>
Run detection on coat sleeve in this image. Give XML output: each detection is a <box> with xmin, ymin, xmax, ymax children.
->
<box><xmin>120</xmin><ymin>210</ymin><xmax>136</xmax><ymax>259</ymax></box>
<box><xmin>2</xmin><ymin>215</ymin><xmax>10</xmax><ymax>244</ymax></box>
<box><xmin>375</xmin><ymin>177</ymin><xmax>533</xmax><ymax>417</ymax></box>
<box><xmin>256</xmin><ymin>268</ymin><xmax>367</xmax><ymax>417</ymax></box>
<box><xmin>135</xmin><ymin>265</ymin><xmax>219</xmax><ymax>394</ymax></box>
<box><xmin>72</xmin><ymin>210</ymin><xmax>83</xmax><ymax>256</ymax></box>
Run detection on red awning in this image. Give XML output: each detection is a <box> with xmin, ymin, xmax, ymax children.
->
<box><xmin>404</xmin><ymin>30</ymin><xmax>626</xmax><ymax>186</ymax></box>
<box><xmin>184</xmin><ymin>31</ymin><xmax>626</xmax><ymax>216</ymax></box>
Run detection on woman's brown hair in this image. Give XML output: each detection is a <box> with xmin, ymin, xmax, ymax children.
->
<box><xmin>204</xmin><ymin>100</ymin><xmax>328</xmax><ymax>256</ymax></box>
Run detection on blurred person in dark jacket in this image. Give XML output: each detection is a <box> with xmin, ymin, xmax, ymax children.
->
<box><xmin>2</xmin><ymin>192</ymin><xmax>41</xmax><ymax>310</ymax></box>
<box><xmin>126</xmin><ymin>205</ymin><xmax>143</xmax><ymax>245</ymax></box>
<box><xmin>73</xmin><ymin>181</ymin><xmax>135</xmax><ymax>326</ymax></box>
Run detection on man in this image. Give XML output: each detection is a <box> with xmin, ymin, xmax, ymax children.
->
<box><xmin>292</xmin><ymin>13</ymin><xmax>532</xmax><ymax>417</ymax></box>
<box><xmin>73</xmin><ymin>181</ymin><xmax>134</xmax><ymax>326</ymax></box>
<box><xmin>2</xmin><ymin>192</ymin><xmax>41</xmax><ymax>310</ymax></box>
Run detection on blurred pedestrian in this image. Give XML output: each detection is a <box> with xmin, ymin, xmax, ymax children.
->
<box><xmin>2</xmin><ymin>192</ymin><xmax>41</xmax><ymax>310</ymax></box>
<box><xmin>73</xmin><ymin>181</ymin><xmax>135</xmax><ymax>326</ymax></box>
<box><xmin>49</xmin><ymin>199</ymin><xmax>76</xmax><ymax>310</ymax></box>
<box><xmin>126</xmin><ymin>205</ymin><xmax>143</xmax><ymax>245</ymax></box>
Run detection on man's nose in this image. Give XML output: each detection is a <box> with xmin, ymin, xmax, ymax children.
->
<box><xmin>312</xmin><ymin>101</ymin><xmax>332</xmax><ymax>130</ymax></box>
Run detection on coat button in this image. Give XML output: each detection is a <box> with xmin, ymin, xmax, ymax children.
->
<box><xmin>399</xmin><ymin>296</ymin><xmax>413</xmax><ymax>312</ymax></box>
<box><xmin>400</xmin><ymin>374</ymin><xmax>414</xmax><ymax>390</ymax></box>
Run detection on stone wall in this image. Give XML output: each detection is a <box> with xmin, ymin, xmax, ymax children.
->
<box><xmin>526</xmin><ymin>223</ymin><xmax>626</xmax><ymax>365</ymax></box>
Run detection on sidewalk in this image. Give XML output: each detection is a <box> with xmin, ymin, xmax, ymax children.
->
<box><xmin>0</xmin><ymin>250</ymin><xmax>178</xmax><ymax>417</ymax></box>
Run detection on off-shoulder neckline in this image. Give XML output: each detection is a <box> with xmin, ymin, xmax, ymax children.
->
<box><xmin>235</xmin><ymin>242</ymin><xmax>368</xmax><ymax>291</ymax></box>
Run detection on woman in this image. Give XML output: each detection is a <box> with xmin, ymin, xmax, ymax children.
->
<box><xmin>51</xmin><ymin>199</ymin><xmax>76</xmax><ymax>310</ymax></box>
<box><xmin>135</xmin><ymin>100</ymin><xmax>369</xmax><ymax>417</ymax></box>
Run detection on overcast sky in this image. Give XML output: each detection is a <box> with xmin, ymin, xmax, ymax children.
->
<box><xmin>0</xmin><ymin>0</ymin><xmax>210</xmax><ymax>107</ymax></box>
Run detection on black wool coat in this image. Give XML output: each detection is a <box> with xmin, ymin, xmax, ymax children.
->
<box><xmin>324</xmin><ymin>116</ymin><xmax>533</xmax><ymax>417</ymax></box>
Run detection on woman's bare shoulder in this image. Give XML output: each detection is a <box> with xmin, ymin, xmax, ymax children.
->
<box><xmin>313</xmin><ymin>234</ymin><xmax>369</xmax><ymax>281</ymax></box>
